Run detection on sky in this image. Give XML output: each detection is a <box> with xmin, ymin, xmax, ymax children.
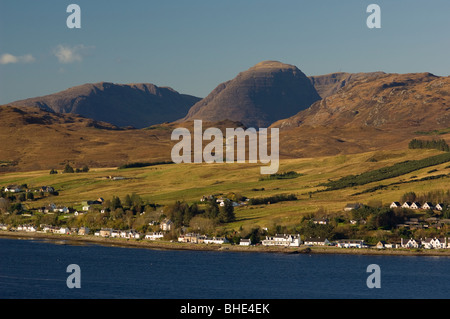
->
<box><xmin>0</xmin><ymin>0</ymin><xmax>449</xmax><ymax>104</ymax></box>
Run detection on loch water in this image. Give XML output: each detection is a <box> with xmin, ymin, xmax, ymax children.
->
<box><xmin>0</xmin><ymin>237</ymin><xmax>449</xmax><ymax>299</ymax></box>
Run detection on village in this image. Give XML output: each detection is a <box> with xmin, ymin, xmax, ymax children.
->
<box><xmin>1</xmin><ymin>221</ymin><xmax>450</xmax><ymax>250</ymax></box>
<box><xmin>1</xmin><ymin>183</ymin><xmax>450</xmax><ymax>251</ymax></box>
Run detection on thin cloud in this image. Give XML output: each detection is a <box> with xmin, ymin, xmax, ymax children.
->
<box><xmin>53</xmin><ymin>44</ymin><xmax>93</xmax><ymax>63</ymax></box>
<box><xmin>0</xmin><ymin>53</ymin><xmax>35</xmax><ymax>65</ymax></box>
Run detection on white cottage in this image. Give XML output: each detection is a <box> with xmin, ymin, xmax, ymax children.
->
<box><xmin>422</xmin><ymin>237</ymin><xmax>447</xmax><ymax>249</ymax></box>
<box><xmin>401</xmin><ymin>238</ymin><xmax>420</xmax><ymax>248</ymax></box>
<box><xmin>145</xmin><ymin>232</ymin><xmax>164</xmax><ymax>240</ymax></box>
<box><xmin>261</xmin><ymin>234</ymin><xmax>301</xmax><ymax>247</ymax></box>
<box><xmin>303</xmin><ymin>238</ymin><xmax>330</xmax><ymax>246</ymax></box>
<box><xmin>390</xmin><ymin>202</ymin><xmax>402</xmax><ymax>209</ymax></box>
<box><xmin>204</xmin><ymin>237</ymin><xmax>229</xmax><ymax>244</ymax></box>
<box><xmin>421</xmin><ymin>202</ymin><xmax>434</xmax><ymax>210</ymax></box>
<box><xmin>336</xmin><ymin>239</ymin><xmax>365</xmax><ymax>248</ymax></box>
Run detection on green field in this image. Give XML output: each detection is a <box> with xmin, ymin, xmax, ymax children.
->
<box><xmin>1</xmin><ymin>147</ymin><xmax>449</xmax><ymax>233</ymax></box>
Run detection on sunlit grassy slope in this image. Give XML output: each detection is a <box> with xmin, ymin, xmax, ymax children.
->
<box><xmin>1</xmin><ymin>148</ymin><xmax>449</xmax><ymax>231</ymax></box>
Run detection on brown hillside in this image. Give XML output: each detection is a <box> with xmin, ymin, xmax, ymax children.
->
<box><xmin>272</xmin><ymin>72</ymin><xmax>450</xmax><ymax>157</ymax></box>
<box><xmin>0</xmin><ymin>105</ymin><xmax>247</xmax><ymax>172</ymax></box>
<box><xmin>308</xmin><ymin>72</ymin><xmax>385</xmax><ymax>98</ymax></box>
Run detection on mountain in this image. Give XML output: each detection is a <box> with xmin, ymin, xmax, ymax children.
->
<box><xmin>271</xmin><ymin>72</ymin><xmax>450</xmax><ymax>157</ymax></box>
<box><xmin>181</xmin><ymin>61</ymin><xmax>321</xmax><ymax>128</ymax></box>
<box><xmin>273</xmin><ymin>72</ymin><xmax>450</xmax><ymax>130</ymax></box>
<box><xmin>3</xmin><ymin>69</ymin><xmax>450</xmax><ymax>171</ymax></box>
<box><xmin>308</xmin><ymin>72</ymin><xmax>385</xmax><ymax>98</ymax></box>
<box><xmin>11</xmin><ymin>82</ymin><xmax>201</xmax><ymax>128</ymax></box>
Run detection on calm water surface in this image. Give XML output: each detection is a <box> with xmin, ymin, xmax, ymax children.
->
<box><xmin>0</xmin><ymin>237</ymin><xmax>449</xmax><ymax>299</ymax></box>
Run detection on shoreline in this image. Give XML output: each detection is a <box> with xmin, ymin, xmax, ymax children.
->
<box><xmin>1</xmin><ymin>231</ymin><xmax>450</xmax><ymax>257</ymax></box>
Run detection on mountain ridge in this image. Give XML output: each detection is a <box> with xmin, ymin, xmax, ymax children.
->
<box><xmin>11</xmin><ymin>82</ymin><xmax>201</xmax><ymax>129</ymax></box>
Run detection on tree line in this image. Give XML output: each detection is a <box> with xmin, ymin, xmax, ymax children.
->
<box><xmin>320</xmin><ymin>152</ymin><xmax>450</xmax><ymax>191</ymax></box>
<box><xmin>408</xmin><ymin>139</ymin><xmax>449</xmax><ymax>152</ymax></box>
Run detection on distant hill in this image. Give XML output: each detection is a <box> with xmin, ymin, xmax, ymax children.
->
<box><xmin>181</xmin><ymin>61</ymin><xmax>321</xmax><ymax>128</ymax></box>
<box><xmin>11</xmin><ymin>82</ymin><xmax>201</xmax><ymax>128</ymax></box>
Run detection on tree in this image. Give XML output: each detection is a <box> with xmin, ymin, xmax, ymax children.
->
<box><xmin>82</xmin><ymin>165</ymin><xmax>89</xmax><ymax>173</ymax></box>
<box><xmin>248</xmin><ymin>227</ymin><xmax>262</xmax><ymax>245</ymax></box>
<box><xmin>63</xmin><ymin>164</ymin><xmax>74</xmax><ymax>173</ymax></box>
<box><xmin>204</xmin><ymin>200</ymin><xmax>219</xmax><ymax>219</ymax></box>
<box><xmin>401</xmin><ymin>192</ymin><xmax>417</xmax><ymax>203</ymax></box>
<box><xmin>124</xmin><ymin>194</ymin><xmax>133</xmax><ymax>208</ymax></box>
<box><xmin>49</xmin><ymin>169</ymin><xmax>58</xmax><ymax>175</ymax></box>
<box><xmin>26</xmin><ymin>192</ymin><xmax>34</xmax><ymax>201</ymax></box>
<box><xmin>218</xmin><ymin>201</ymin><xmax>235</xmax><ymax>223</ymax></box>
<box><xmin>110</xmin><ymin>196</ymin><xmax>122</xmax><ymax>210</ymax></box>
<box><xmin>18</xmin><ymin>193</ymin><xmax>26</xmax><ymax>202</ymax></box>
<box><xmin>0</xmin><ymin>198</ymin><xmax>9</xmax><ymax>213</ymax></box>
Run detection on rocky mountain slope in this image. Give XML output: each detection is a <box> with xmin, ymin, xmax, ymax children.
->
<box><xmin>308</xmin><ymin>72</ymin><xmax>385</xmax><ymax>98</ymax></box>
<box><xmin>181</xmin><ymin>61</ymin><xmax>321</xmax><ymax>127</ymax></box>
<box><xmin>11</xmin><ymin>82</ymin><xmax>201</xmax><ymax>128</ymax></box>
<box><xmin>272</xmin><ymin>72</ymin><xmax>450</xmax><ymax>158</ymax></box>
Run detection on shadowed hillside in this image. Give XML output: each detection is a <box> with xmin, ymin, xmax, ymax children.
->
<box><xmin>11</xmin><ymin>82</ymin><xmax>201</xmax><ymax>128</ymax></box>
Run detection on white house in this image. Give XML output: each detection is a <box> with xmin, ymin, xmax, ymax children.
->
<box><xmin>390</xmin><ymin>202</ymin><xmax>402</xmax><ymax>209</ymax></box>
<box><xmin>204</xmin><ymin>237</ymin><xmax>229</xmax><ymax>244</ymax></box>
<box><xmin>402</xmin><ymin>202</ymin><xmax>412</xmax><ymax>209</ymax></box>
<box><xmin>312</xmin><ymin>218</ymin><xmax>329</xmax><ymax>225</ymax></box>
<box><xmin>145</xmin><ymin>232</ymin><xmax>164</xmax><ymax>240</ymax></box>
<box><xmin>119</xmin><ymin>230</ymin><xmax>140</xmax><ymax>239</ymax></box>
<box><xmin>239</xmin><ymin>239</ymin><xmax>251</xmax><ymax>246</ymax></box>
<box><xmin>344</xmin><ymin>203</ymin><xmax>362</xmax><ymax>211</ymax></box>
<box><xmin>421</xmin><ymin>202</ymin><xmax>434</xmax><ymax>210</ymax></box>
<box><xmin>129</xmin><ymin>230</ymin><xmax>141</xmax><ymax>239</ymax></box>
<box><xmin>216</xmin><ymin>198</ymin><xmax>230</xmax><ymax>207</ymax></box>
<box><xmin>4</xmin><ymin>185</ymin><xmax>21</xmax><ymax>193</ymax></box>
<box><xmin>435</xmin><ymin>203</ymin><xmax>445</xmax><ymax>211</ymax></box>
<box><xmin>262</xmin><ymin>234</ymin><xmax>301</xmax><ymax>247</ymax></box>
<box><xmin>111</xmin><ymin>230</ymin><xmax>120</xmax><ymax>238</ymax></box>
<box><xmin>401</xmin><ymin>238</ymin><xmax>420</xmax><ymax>248</ymax></box>
<box><xmin>422</xmin><ymin>237</ymin><xmax>447</xmax><ymax>249</ymax></box>
<box><xmin>303</xmin><ymin>237</ymin><xmax>330</xmax><ymax>246</ymax></box>
<box><xmin>59</xmin><ymin>227</ymin><xmax>71</xmax><ymax>234</ymax></box>
<box><xmin>160</xmin><ymin>218</ymin><xmax>173</xmax><ymax>231</ymax></box>
<box><xmin>336</xmin><ymin>239</ymin><xmax>366</xmax><ymax>248</ymax></box>
<box><xmin>410</xmin><ymin>202</ymin><xmax>421</xmax><ymax>210</ymax></box>
<box><xmin>17</xmin><ymin>225</ymin><xmax>36</xmax><ymax>232</ymax></box>
<box><xmin>54</xmin><ymin>206</ymin><xmax>69</xmax><ymax>214</ymax></box>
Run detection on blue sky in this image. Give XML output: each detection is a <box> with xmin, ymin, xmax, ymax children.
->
<box><xmin>0</xmin><ymin>0</ymin><xmax>449</xmax><ymax>104</ymax></box>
